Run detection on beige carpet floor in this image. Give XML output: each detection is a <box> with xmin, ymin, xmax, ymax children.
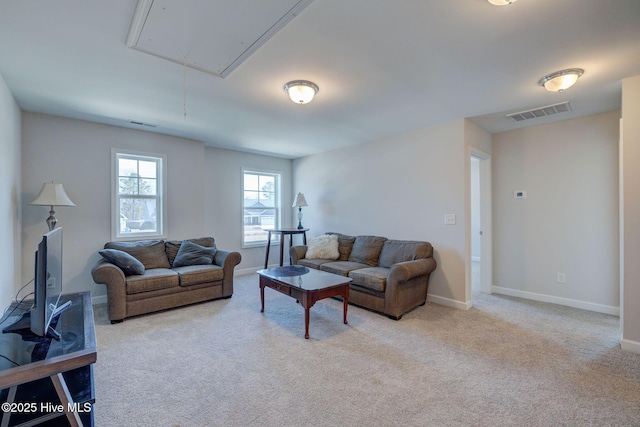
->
<box><xmin>93</xmin><ymin>274</ymin><xmax>640</xmax><ymax>426</ymax></box>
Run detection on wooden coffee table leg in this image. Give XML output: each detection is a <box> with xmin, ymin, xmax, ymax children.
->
<box><xmin>343</xmin><ymin>297</ymin><xmax>348</xmax><ymax>324</ymax></box>
<box><xmin>304</xmin><ymin>307</ymin><xmax>310</xmax><ymax>339</ymax></box>
<box><xmin>260</xmin><ymin>283</ymin><xmax>265</xmax><ymax>313</ymax></box>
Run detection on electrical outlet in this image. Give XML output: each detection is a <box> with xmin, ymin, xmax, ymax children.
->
<box><xmin>444</xmin><ymin>214</ymin><xmax>456</xmax><ymax>225</ymax></box>
<box><xmin>556</xmin><ymin>272</ymin><xmax>566</xmax><ymax>284</ymax></box>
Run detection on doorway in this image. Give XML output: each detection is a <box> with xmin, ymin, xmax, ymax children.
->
<box><xmin>470</xmin><ymin>150</ymin><xmax>492</xmax><ymax>299</ymax></box>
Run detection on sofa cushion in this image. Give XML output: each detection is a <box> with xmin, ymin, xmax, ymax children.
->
<box><xmin>125</xmin><ymin>268</ymin><xmax>179</xmax><ymax>294</ymax></box>
<box><xmin>349</xmin><ymin>267</ymin><xmax>389</xmax><ymax>292</ymax></box>
<box><xmin>99</xmin><ymin>249</ymin><xmax>145</xmax><ymax>276</ymax></box>
<box><xmin>298</xmin><ymin>258</ymin><xmax>333</xmax><ymax>269</ymax></box>
<box><xmin>348</xmin><ymin>236</ymin><xmax>387</xmax><ymax>266</ymax></box>
<box><xmin>327</xmin><ymin>233</ymin><xmax>356</xmax><ymax>261</ymax></box>
<box><xmin>172</xmin><ymin>240</ymin><xmax>217</xmax><ymax>267</ymax></box>
<box><xmin>173</xmin><ymin>265</ymin><xmax>224</xmax><ymax>286</ymax></box>
<box><xmin>105</xmin><ymin>240</ymin><xmax>170</xmax><ymax>269</ymax></box>
<box><xmin>378</xmin><ymin>240</ymin><xmax>432</xmax><ymax>268</ymax></box>
<box><xmin>305</xmin><ymin>234</ymin><xmax>339</xmax><ymax>260</ymax></box>
<box><xmin>320</xmin><ymin>261</ymin><xmax>369</xmax><ymax>277</ymax></box>
<box><xmin>165</xmin><ymin>237</ymin><xmax>216</xmax><ymax>266</ymax></box>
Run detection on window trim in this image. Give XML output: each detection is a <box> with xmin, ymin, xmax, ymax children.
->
<box><xmin>111</xmin><ymin>148</ymin><xmax>167</xmax><ymax>240</ymax></box>
<box><xmin>242</xmin><ymin>167</ymin><xmax>282</xmax><ymax>248</ymax></box>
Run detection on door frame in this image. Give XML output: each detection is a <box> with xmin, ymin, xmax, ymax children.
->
<box><xmin>469</xmin><ymin>148</ymin><xmax>492</xmax><ymax>302</ymax></box>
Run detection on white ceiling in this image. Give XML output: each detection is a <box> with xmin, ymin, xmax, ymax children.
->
<box><xmin>1</xmin><ymin>0</ymin><xmax>639</xmax><ymax>159</ymax></box>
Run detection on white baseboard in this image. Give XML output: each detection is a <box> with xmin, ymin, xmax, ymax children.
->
<box><xmin>427</xmin><ymin>293</ymin><xmax>470</xmax><ymax>310</ymax></box>
<box><xmin>621</xmin><ymin>338</ymin><xmax>640</xmax><ymax>354</ymax></box>
<box><xmin>91</xmin><ymin>294</ymin><xmax>108</xmax><ymax>305</ymax></box>
<box><xmin>491</xmin><ymin>286</ymin><xmax>620</xmax><ymax>316</ymax></box>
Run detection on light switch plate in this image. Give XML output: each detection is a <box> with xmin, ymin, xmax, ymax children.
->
<box><xmin>444</xmin><ymin>214</ymin><xmax>456</xmax><ymax>225</ymax></box>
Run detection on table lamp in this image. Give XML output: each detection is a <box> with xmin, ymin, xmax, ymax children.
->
<box><xmin>29</xmin><ymin>182</ymin><xmax>76</xmax><ymax>231</ymax></box>
<box><xmin>292</xmin><ymin>192</ymin><xmax>308</xmax><ymax>229</ymax></box>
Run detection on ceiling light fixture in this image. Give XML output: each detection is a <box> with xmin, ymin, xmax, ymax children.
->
<box><xmin>284</xmin><ymin>80</ymin><xmax>319</xmax><ymax>104</ymax></box>
<box><xmin>538</xmin><ymin>68</ymin><xmax>584</xmax><ymax>92</ymax></box>
<box><xmin>488</xmin><ymin>0</ymin><xmax>517</xmax><ymax>5</ymax></box>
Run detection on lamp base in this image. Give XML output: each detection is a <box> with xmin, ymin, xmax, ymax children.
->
<box><xmin>46</xmin><ymin>207</ymin><xmax>58</xmax><ymax>231</ymax></box>
<box><xmin>297</xmin><ymin>207</ymin><xmax>304</xmax><ymax>229</ymax></box>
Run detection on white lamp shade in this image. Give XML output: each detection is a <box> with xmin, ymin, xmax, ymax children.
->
<box><xmin>29</xmin><ymin>183</ymin><xmax>76</xmax><ymax>207</ymax></box>
<box><xmin>292</xmin><ymin>192</ymin><xmax>308</xmax><ymax>208</ymax></box>
<box><xmin>488</xmin><ymin>0</ymin><xmax>516</xmax><ymax>5</ymax></box>
<box><xmin>284</xmin><ymin>80</ymin><xmax>319</xmax><ymax>104</ymax></box>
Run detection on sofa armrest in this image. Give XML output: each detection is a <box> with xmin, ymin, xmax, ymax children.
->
<box><xmin>213</xmin><ymin>249</ymin><xmax>242</xmax><ymax>296</ymax></box>
<box><xmin>213</xmin><ymin>249</ymin><xmax>241</xmax><ymax>269</ymax></box>
<box><xmin>290</xmin><ymin>245</ymin><xmax>308</xmax><ymax>265</ymax></box>
<box><xmin>388</xmin><ymin>258</ymin><xmax>437</xmax><ymax>284</ymax></box>
<box><xmin>91</xmin><ymin>259</ymin><xmax>128</xmax><ymax>322</ymax></box>
<box><xmin>384</xmin><ymin>257</ymin><xmax>437</xmax><ymax>319</ymax></box>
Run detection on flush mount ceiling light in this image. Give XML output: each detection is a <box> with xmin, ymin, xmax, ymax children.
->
<box><xmin>488</xmin><ymin>0</ymin><xmax>517</xmax><ymax>5</ymax></box>
<box><xmin>284</xmin><ymin>80</ymin><xmax>319</xmax><ymax>104</ymax></box>
<box><xmin>538</xmin><ymin>68</ymin><xmax>584</xmax><ymax>92</ymax></box>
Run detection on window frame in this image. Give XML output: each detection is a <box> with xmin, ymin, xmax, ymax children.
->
<box><xmin>111</xmin><ymin>148</ymin><xmax>167</xmax><ymax>240</ymax></box>
<box><xmin>242</xmin><ymin>168</ymin><xmax>282</xmax><ymax>248</ymax></box>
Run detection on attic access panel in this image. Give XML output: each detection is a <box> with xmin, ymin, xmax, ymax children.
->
<box><xmin>126</xmin><ymin>0</ymin><xmax>313</xmax><ymax>78</ymax></box>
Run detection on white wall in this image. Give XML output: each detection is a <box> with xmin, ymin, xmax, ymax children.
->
<box><xmin>22</xmin><ymin>113</ymin><xmax>207</xmax><ymax>302</ymax></box>
<box><xmin>204</xmin><ymin>147</ymin><xmax>293</xmax><ymax>272</ymax></box>
<box><xmin>293</xmin><ymin>119</ymin><xmax>472</xmax><ymax>308</ymax></box>
<box><xmin>621</xmin><ymin>75</ymin><xmax>640</xmax><ymax>353</ymax></box>
<box><xmin>0</xmin><ymin>74</ymin><xmax>21</xmax><ymax>309</ymax></box>
<box><xmin>492</xmin><ymin>110</ymin><xmax>620</xmax><ymax>314</ymax></box>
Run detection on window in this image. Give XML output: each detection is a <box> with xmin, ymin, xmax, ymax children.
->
<box><xmin>113</xmin><ymin>150</ymin><xmax>166</xmax><ymax>239</ymax></box>
<box><xmin>243</xmin><ymin>169</ymin><xmax>281</xmax><ymax>247</ymax></box>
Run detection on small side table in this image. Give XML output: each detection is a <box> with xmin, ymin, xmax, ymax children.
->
<box><xmin>264</xmin><ymin>228</ymin><xmax>309</xmax><ymax>268</ymax></box>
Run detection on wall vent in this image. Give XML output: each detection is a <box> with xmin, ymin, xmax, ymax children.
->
<box><xmin>506</xmin><ymin>101</ymin><xmax>572</xmax><ymax>122</ymax></box>
<box><xmin>129</xmin><ymin>121</ymin><xmax>157</xmax><ymax>128</ymax></box>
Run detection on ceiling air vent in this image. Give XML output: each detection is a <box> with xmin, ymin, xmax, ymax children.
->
<box><xmin>129</xmin><ymin>121</ymin><xmax>157</xmax><ymax>128</ymax></box>
<box><xmin>506</xmin><ymin>101</ymin><xmax>572</xmax><ymax>122</ymax></box>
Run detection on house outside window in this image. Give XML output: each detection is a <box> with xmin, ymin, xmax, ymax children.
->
<box><xmin>113</xmin><ymin>149</ymin><xmax>166</xmax><ymax>239</ymax></box>
<box><xmin>243</xmin><ymin>169</ymin><xmax>281</xmax><ymax>247</ymax></box>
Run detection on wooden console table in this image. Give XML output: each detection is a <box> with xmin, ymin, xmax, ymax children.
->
<box><xmin>0</xmin><ymin>291</ymin><xmax>97</xmax><ymax>427</ymax></box>
<box><xmin>263</xmin><ymin>228</ymin><xmax>308</xmax><ymax>268</ymax></box>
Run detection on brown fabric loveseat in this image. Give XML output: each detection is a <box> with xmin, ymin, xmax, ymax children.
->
<box><xmin>91</xmin><ymin>237</ymin><xmax>241</xmax><ymax>323</ymax></box>
<box><xmin>290</xmin><ymin>233</ymin><xmax>436</xmax><ymax>319</ymax></box>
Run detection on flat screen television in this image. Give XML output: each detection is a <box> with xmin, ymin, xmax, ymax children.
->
<box><xmin>2</xmin><ymin>227</ymin><xmax>71</xmax><ymax>339</ymax></box>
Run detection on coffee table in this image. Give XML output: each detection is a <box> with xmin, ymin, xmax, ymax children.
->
<box><xmin>257</xmin><ymin>265</ymin><xmax>351</xmax><ymax>339</ymax></box>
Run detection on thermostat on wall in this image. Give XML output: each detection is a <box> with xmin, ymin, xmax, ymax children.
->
<box><xmin>514</xmin><ymin>190</ymin><xmax>527</xmax><ymax>199</ymax></box>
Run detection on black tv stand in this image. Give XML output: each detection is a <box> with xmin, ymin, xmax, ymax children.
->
<box><xmin>0</xmin><ymin>292</ymin><xmax>96</xmax><ymax>427</ymax></box>
<box><xmin>1</xmin><ymin>299</ymin><xmax>72</xmax><ymax>340</ymax></box>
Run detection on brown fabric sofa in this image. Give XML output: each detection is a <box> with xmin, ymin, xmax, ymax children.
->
<box><xmin>290</xmin><ymin>233</ymin><xmax>436</xmax><ymax>319</ymax></box>
<box><xmin>91</xmin><ymin>237</ymin><xmax>241</xmax><ymax>323</ymax></box>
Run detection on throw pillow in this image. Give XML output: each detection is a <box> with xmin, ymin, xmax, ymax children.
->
<box><xmin>104</xmin><ymin>239</ymin><xmax>170</xmax><ymax>269</ymax></box>
<box><xmin>173</xmin><ymin>240</ymin><xmax>217</xmax><ymax>268</ymax></box>
<box><xmin>305</xmin><ymin>234</ymin><xmax>340</xmax><ymax>260</ymax></box>
<box><xmin>99</xmin><ymin>249</ymin><xmax>145</xmax><ymax>276</ymax></box>
<box><xmin>165</xmin><ymin>237</ymin><xmax>216</xmax><ymax>266</ymax></box>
